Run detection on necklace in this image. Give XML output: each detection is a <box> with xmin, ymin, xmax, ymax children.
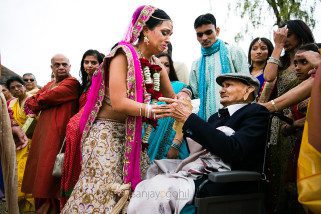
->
<box><xmin>136</xmin><ymin>46</ymin><xmax>152</xmax><ymax>62</ymax></box>
<box><xmin>137</xmin><ymin>46</ymin><xmax>143</xmax><ymax>58</ymax></box>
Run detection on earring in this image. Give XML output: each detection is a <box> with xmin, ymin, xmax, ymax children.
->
<box><xmin>144</xmin><ymin>36</ymin><xmax>150</xmax><ymax>45</ymax></box>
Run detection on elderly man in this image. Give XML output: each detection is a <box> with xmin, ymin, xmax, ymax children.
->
<box><xmin>22</xmin><ymin>54</ymin><xmax>79</xmax><ymax>213</ymax></box>
<box><xmin>22</xmin><ymin>73</ymin><xmax>39</xmax><ymax>95</ymax></box>
<box><xmin>189</xmin><ymin>13</ymin><xmax>249</xmax><ymax>120</ymax></box>
<box><xmin>128</xmin><ymin>73</ymin><xmax>269</xmax><ymax>214</ymax></box>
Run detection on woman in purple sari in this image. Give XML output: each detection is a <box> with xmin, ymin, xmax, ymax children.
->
<box><xmin>62</xmin><ymin>5</ymin><xmax>179</xmax><ymax>213</ymax></box>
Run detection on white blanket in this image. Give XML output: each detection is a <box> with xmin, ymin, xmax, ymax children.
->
<box><xmin>127</xmin><ymin>126</ymin><xmax>234</xmax><ymax>214</ymax></box>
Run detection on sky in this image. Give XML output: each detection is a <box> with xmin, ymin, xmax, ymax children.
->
<box><xmin>1</xmin><ymin>0</ymin><xmax>321</xmax><ymax>86</ymax></box>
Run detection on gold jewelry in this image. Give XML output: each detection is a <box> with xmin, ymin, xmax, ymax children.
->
<box><xmin>137</xmin><ymin>47</ymin><xmax>143</xmax><ymax>58</ymax></box>
<box><xmin>150</xmin><ymin>15</ymin><xmax>168</xmax><ymax>21</ymax></box>
<box><xmin>267</xmin><ymin>56</ymin><xmax>281</xmax><ymax>66</ymax></box>
<box><xmin>258</xmin><ymin>38</ymin><xmax>262</xmax><ymax>44</ymax></box>
<box><xmin>139</xmin><ymin>104</ymin><xmax>143</xmax><ymax>117</ymax></box>
<box><xmin>143</xmin><ymin>36</ymin><xmax>150</xmax><ymax>45</ymax></box>
<box><xmin>270</xmin><ymin>99</ymin><xmax>278</xmax><ymax>112</ymax></box>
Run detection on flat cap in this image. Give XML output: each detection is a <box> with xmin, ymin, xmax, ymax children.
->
<box><xmin>216</xmin><ymin>73</ymin><xmax>260</xmax><ymax>98</ymax></box>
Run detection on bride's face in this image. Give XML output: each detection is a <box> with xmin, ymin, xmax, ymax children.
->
<box><xmin>145</xmin><ymin>20</ymin><xmax>173</xmax><ymax>54</ymax></box>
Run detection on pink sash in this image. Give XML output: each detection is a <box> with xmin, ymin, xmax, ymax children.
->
<box><xmin>79</xmin><ymin>42</ymin><xmax>144</xmax><ymax>189</ymax></box>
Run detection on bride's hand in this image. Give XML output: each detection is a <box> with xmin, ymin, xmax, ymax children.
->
<box><xmin>153</xmin><ymin>97</ymin><xmax>192</xmax><ymax>123</ymax></box>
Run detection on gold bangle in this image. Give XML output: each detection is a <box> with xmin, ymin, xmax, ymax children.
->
<box><xmin>271</xmin><ymin>99</ymin><xmax>278</xmax><ymax>112</ymax></box>
<box><xmin>139</xmin><ymin>104</ymin><xmax>142</xmax><ymax>117</ymax></box>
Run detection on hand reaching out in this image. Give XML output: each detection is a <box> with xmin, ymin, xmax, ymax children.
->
<box><xmin>153</xmin><ymin>97</ymin><xmax>193</xmax><ymax>123</ymax></box>
<box><xmin>12</xmin><ymin>126</ymin><xmax>28</xmax><ymax>150</ymax></box>
<box><xmin>295</xmin><ymin>50</ymin><xmax>321</xmax><ymax>69</ymax></box>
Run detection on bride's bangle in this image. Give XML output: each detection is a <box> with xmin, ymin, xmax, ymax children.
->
<box><xmin>139</xmin><ymin>104</ymin><xmax>143</xmax><ymax>117</ymax></box>
<box><xmin>145</xmin><ymin>104</ymin><xmax>151</xmax><ymax>118</ymax></box>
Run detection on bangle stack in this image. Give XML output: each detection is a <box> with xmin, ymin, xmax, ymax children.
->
<box><xmin>267</xmin><ymin>56</ymin><xmax>281</xmax><ymax>66</ymax></box>
<box><xmin>139</xmin><ymin>104</ymin><xmax>143</xmax><ymax>117</ymax></box>
<box><xmin>270</xmin><ymin>99</ymin><xmax>279</xmax><ymax>112</ymax></box>
<box><xmin>144</xmin><ymin>104</ymin><xmax>155</xmax><ymax>119</ymax></box>
<box><xmin>145</xmin><ymin>104</ymin><xmax>151</xmax><ymax>118</ymax></box>
<box><xmin>171</xmin><ymin>138</ymin><xmax>182</xmax><ymax>150</ymax></box>
<box><xmin>171</xmin><ymin>141</ymin><xmax>181</xmax><ymax>150</ymax></box>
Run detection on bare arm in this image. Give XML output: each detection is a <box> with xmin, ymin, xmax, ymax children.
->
<box><xmin>264</xmin><ymin>26</ymin><xmax>288</xmax><ymax>82</ymax></box>
<box><xmin>261</xmin><ymin>52</ymin><xmax>321</xmax><ymax>112</ymax></box>
<box><xmin>109</xmin><ymin>53</ymin><xmax>148</xmax><ymax>117</ymax></box>
<box><xmin>260</xmin><ymin>77</ymin><xmax>313</xmax><ymax>112</ymax></box>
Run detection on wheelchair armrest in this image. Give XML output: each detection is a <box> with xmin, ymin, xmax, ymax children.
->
<box><xmin>208</xmin><ymin>170</ymin><xmax>261</xmax><ymax>183</ymax></box>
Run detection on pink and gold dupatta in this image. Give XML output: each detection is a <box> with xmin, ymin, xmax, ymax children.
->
<box><xmin>79</xmin><ymin>5</ymin><xmax>155</xmax><ymax>190</ymax></box>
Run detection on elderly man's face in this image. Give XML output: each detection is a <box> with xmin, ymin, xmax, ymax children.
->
<box><xmin>23</xmin><ymin>74</ymin><xmax>37</xmax><ymax>91</ymax></box>
<box><xmin>51</xmin><ymin>55</ymin><xmax>70</xmax><ymax>82</ymax></box>
<box><xmin>219</xmin><ymin>79</ymin><xmax>251</xmax><ymax>107</ymax></box>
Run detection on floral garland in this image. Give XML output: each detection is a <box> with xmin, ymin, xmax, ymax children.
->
<box><xmin>139</xmin><ymin>57</ymin><xmax>162</xmax><ymax>150</ymax></box>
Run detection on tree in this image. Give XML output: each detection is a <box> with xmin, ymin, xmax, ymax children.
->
<box><xmin>232</xmin><ymin>0</ymin><xmax>319</xmax><ymax>29</ymax></box>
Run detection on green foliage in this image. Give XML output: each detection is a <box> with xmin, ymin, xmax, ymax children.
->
<box><xmin>232</xmin><ymin>0</ymin><xmax>318</xmax><ymax>28</ymax></box>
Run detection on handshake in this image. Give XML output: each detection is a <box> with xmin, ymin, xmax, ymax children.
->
<box><xmin>153</xmin><ymin>97</ymin><xmax>200</xmax><ymax>123</ymax></box>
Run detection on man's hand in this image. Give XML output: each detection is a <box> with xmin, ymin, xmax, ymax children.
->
<box><xmin>12</xmin><ymin>126</ymin><xmax>28</xmax><ymax>150</ymax></box>
<box><xmin>153</xmin><ymin>97</ymin><xmax>193</xmax><ymax>123</ymax></box>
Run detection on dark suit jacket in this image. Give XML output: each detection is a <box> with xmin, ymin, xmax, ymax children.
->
<box><xmin>182</xmin><ymin>103</ymin><xmax>269</xmax><ymax>172</ymax></box>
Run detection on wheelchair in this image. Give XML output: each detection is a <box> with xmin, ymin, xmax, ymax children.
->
<box><xmin>194</xmin><ymin>112</ymin><xmax>293</xmax><ymax>214</ymax></box>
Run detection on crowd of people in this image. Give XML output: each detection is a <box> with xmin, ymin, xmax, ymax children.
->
<box><xmin>0</xmin><ymin>4</ymin><xmax>320</xmax><ymax>214</ymax></box>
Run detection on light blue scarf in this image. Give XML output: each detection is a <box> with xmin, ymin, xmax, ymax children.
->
<box><xmin>198</xmin><ymin>39</ymin><xmax>231</xmax><ymax>120</ymax></box>
<box><xmin>147</xmin><ymin>81</ymin><xmax>189</xmax><ymax>162</ymax></box>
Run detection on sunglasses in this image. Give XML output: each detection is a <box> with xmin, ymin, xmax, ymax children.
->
<box><xmin>23</xmin><ymin>78</ymin><xmax>35</xmax><ymax>82</ymax></box>
<box><xmin>196</xmin><ymin>29</ymin><xmax>213</xmax><ymax>38</ymax></box>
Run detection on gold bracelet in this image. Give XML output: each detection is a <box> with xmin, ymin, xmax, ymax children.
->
<box><xmin>270</xmin><ymin>99</ymin><xmax>278</xmax><ymax>112</ymax></box>
<box><xmin>139</xmin><ymin>104</ymin><xmax>142</xmax><ymax>117</ymax></box>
